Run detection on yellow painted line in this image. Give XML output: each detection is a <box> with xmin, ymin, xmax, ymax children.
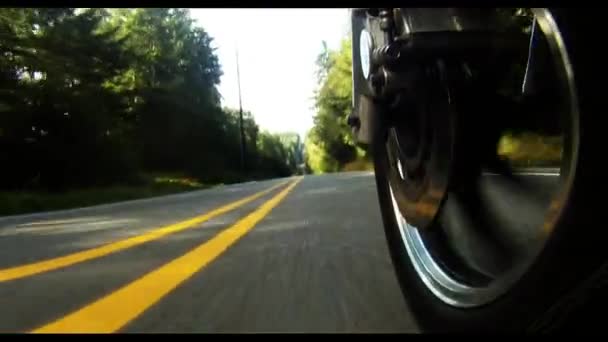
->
<box><xmin>32</xmin><ymin>177</ymin><xmax>303</xmax><ymax>333</ymax></box>
<box><xmin>0</xmin><ymin>180</ymin><xmax>290</xmax><ymax>283</ymax></box>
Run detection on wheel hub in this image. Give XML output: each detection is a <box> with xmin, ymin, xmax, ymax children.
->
<box><xmin>385</xmin><ymin>62</ymin><xmax>455</xmax><ymax>230</ymax></box>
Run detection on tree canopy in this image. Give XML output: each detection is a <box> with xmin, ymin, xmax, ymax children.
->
<box><xmin>0</xmin><ymin>8</ymin><xmax>303</xmax><ymax>191</ymax></box>
<box><xmin>305</xmin><ymin>38</ymin><xmax>368</xmax><ymax>174</ymax></box>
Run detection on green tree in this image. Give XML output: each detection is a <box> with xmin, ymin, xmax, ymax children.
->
<box><xmin>0</xmin><ymin>8</ymin><xmax>137</xmax><ymax>190</ymax></box>
<box><xmin>277</xmin><ymin>132</ymin><xmax>304</xmax><ymax>173</ymax></box>
<box><xmin>257</xmin><ymin>131</ymin><xmax>291</xmax><ymax>178</ymax></box>
<box><xmin>0</xmin><ymin>8</ymin><xmax>295</xmax><ymax>193</ymax></box>
<box><xmin>306</xmin><ymin>38</ymin><xmax>363</xmax><ymax>173</ymax></box>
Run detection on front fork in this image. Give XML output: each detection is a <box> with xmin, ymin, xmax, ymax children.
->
<box><xmin>348</xmin><ymin>8</ymin><xmax>539</xmax><ymax>147</ymax></box>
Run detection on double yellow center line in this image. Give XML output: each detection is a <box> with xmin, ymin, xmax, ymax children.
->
<box><xmin>0</xmin><ymin>180</ymin><xmax>291</xmax><ymax>283</ymax></box>
<box><xmin>28</xmin><ymin>177</ymin><xmax>302</xmax><ymax>333</ymax></box>
<box><xmin>31</xmin><ymin>177</ymin><xmax>302</xmax><ymax>333</ymax></box>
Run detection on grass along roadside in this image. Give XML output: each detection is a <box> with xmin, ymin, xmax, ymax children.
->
<box><xmin>498</xmin><ymin>132</ymin><xmax>563</xmax><ymax>167</ymax></box>
<box><xmin>0</xmin><ymin>176</ymin><xmax>212</xmax><ymax>217</ymax></box>
<box><xmin>341</xmin><ymin>157</ymin><xmax>374</xmax><ymax>172</ymax></box>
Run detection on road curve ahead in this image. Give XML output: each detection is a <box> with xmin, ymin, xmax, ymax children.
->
<box><xmin>0</xmin><ymin>172</ymin><xmax>417</xmax><ymax>333</ymax></box>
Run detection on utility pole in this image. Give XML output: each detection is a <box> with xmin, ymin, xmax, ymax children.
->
<box><xmin>236</xmin><ymin>47</ymin><xmax>246</xmax><ymax>171</ymax></box>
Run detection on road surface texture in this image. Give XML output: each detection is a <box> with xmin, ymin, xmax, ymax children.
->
<box><xmin>0</xmin><ymin>171</ymin><xmax>558</xmax><ymax>333</ymax></box>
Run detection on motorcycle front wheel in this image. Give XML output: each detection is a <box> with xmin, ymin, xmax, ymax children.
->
<box><xmin>373</xmin><ymin>9</ymin><xmax>603</xmax><ymax>332</ymax></box>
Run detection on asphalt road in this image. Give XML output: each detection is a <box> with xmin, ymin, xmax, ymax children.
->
<box><xmin>0</xmin><ymin>170</ymin><xmax>559</xmax><ymax>333</ymax></box>
<box><xmin>0</xmin><ymin>172</ymin><xmax>418</xmax><ymax>333</ymax></box>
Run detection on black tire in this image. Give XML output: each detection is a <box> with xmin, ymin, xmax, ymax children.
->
<box><xmin>373</xmin><ymin>9</ymin><xmax>605</xmax><ymax>333</ymax></box>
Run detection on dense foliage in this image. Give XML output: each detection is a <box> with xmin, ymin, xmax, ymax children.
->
<box><xmin>305</xmin><ymin>38</ymin><xmax>369</xmax><ymax>174</ymax></box>
<box><xmin>0</xmin><ymin>8</ymin><xmax>301</xmax><ymax>192</ymax></box>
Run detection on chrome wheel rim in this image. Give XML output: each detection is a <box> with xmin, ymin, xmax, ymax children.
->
<box><xmin>387</xmin><ymin>8</ymin><xmax>579</xmax><ymax>308</ymax></box>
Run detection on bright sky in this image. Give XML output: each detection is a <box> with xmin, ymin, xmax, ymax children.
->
<box><xmin>189</xmin><ymin>9</ymin><xmax>350</xmax><ymax>138</ymax></box>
